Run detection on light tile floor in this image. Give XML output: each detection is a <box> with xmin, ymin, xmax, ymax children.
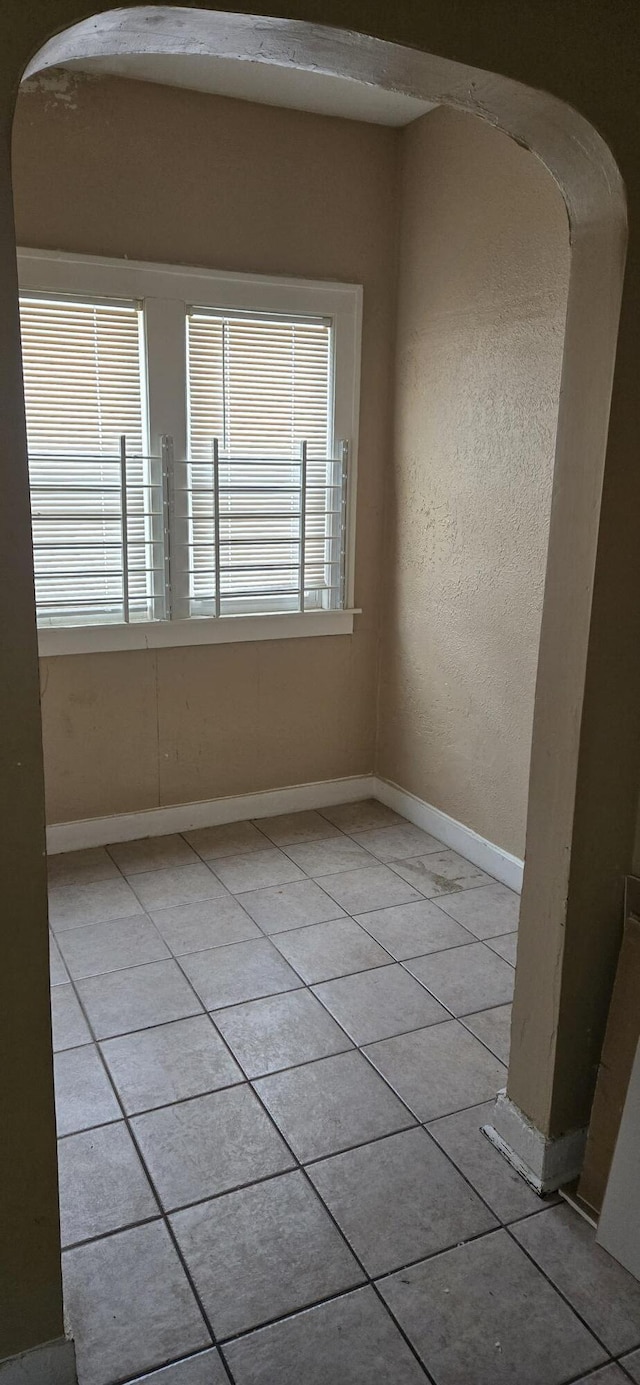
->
<box><xmin>48</xmin><ymin>799</ymin><xmax>640</xmax><ymax>1385</ymax></box>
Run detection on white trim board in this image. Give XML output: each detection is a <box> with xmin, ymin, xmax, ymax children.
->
<box><xmin>38</xmin><ymin>609</ymin><xmax>358</xmax><ymax>657</ymax></box>
<box><xmin>373</xmin><ymin>779</ymin><xmax>524</xmax><ymax>893</ymax></box>
<box><xmin>46</xmin><ymin>774</ymin><xmax>524</xmax><ymax>892</ymax></box>
<box><xmin>46</xmin><ymin>775</ymin><xmax>377</xmax><ymax>853</ymax></box>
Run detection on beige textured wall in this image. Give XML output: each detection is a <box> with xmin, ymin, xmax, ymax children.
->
<box><xmin>12</xmin><ymin>71</ymin><xmax>397</xmax><ymax>822</ymax></box>
<box><xmin>633</xmin><ymin>795</ymin><xmax>640</xmax><ymax>878</ymax></box>
<box><xmin>3</xmin><ymin>4</ymin><xmax>640</xmax><ymax>1362</ymax></box>
<box><xmin>377</xmin><ymin>107</ymin><xmax>570</xmax><ymax>858</ymax></box>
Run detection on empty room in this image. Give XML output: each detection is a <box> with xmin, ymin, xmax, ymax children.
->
<box><xmin>2</xmin><ymin>8</ymin><xmax>640</xmax><ymax>1385</ymax></box>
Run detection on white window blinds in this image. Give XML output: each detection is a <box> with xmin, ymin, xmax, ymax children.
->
<box><xmin>20</xmin><ymin>295</ymin><xmax>145</xmax><ymax>456</ymax></box>
<box><xmin>19</xmin><ymin>295</ymin><xmax>154</xmax><ymax>627</ymax></box>
<box><xmin>18</xmin><ymin>276</ymin><xmax>352</xmax><ymax>635</ymax></box>
<box><xmin>186</xmin><ymin>310</ymin><xmax>345</xmax><ymax>616</ymax></box>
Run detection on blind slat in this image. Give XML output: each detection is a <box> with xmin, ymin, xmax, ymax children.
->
<box><xmin>186</xmin><ymin>308</ymin><xmax>338</xmax><ymax>615</ymax></box>
<box><xmin>21</xmin><ymin>291</ymin><xmax>345</xmax><ymax>628</ymax></box>
<box><xmin>20</xmin><ymin>295</ymin><xmax>148</xmax><ymax>624</ymax></box>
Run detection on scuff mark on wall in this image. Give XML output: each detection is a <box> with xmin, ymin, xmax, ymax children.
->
<box><xmin>19</xmin><ymin>65</ymin><xmax>97</xmax><ymax>109</ymax></box>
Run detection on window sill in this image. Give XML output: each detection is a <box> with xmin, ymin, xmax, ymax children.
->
<box><xmin>37</xmin><ymin>608</ymin><xmax>359</xmax><ymax>657</ymax></box>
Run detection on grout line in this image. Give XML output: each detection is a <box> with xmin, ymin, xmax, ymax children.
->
<box><xmin>56</xmin><ymin>860</ymin><xmax>250</xmax><ymax>1377</ymax></box>
<box><xmin>59</xmin><ymin>974</ymin><xmax>219</xmax><ymax>1348</ymax></box>
<box><xmin>54</xmin><ymin>935</ymin><xmax>515</xmax><ymax>1045</ymax></box>
<box><xmin>203</xmin><ymin>953</ymin><xmax>500</xmax><ymax>1082</ymax></box>
<box><xmin>62</xmin><ymin>1210</ymin><xmax>161</xmax><ymax>1254</ymax></box>
<box><xmin>54</xmin><ymin>833</ymin><xmax>511</xmax><ymax>1138</ymax></box>
<box><xmin>502</xmin><ymin>1219</ymin><xmax>621</xmax><ymax>1362</ymax></box>
<box><xmin>154</xmin><ymin>887</ymin><xmax>436</xmax><ymax>1381</ymax></box>
<box><xmin>57</xmin><ymin>1074</ymin><xmax>245</xmax><ymax>1126</ymax></box>
<box><xmin>188</xmin><ymin>864</ymin><xmax>616</xmax><ymax>1380</ymax></box>
<box><xmin>115</xmin><ymin>1347</ymin><xmax>235</xmax><ymax>1385</ymax></box>
<box><xmin>94</xmin><ymin>1344</ymin><xmax>236</xmax><ymax>1385</ymax></box>
<box><xmin>614</xmin><ymin>1360</ymin><xmax>639</xmax><ymax>1383</ymax></box>
<box><xmin>59</xmin><ymin>835</ymin><xmax>443</xmax><ymax>1380</ymax></box>
<box><xmin>50</xmin><ymin>810</ymin><xmax>586</xmax><ymax>1385</ymax></box>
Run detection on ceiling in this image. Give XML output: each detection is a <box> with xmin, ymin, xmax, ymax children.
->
<box><xmin>64</xmin><ymin>53</ymin><xmax>437</xmax><ymax>126</ymax></box>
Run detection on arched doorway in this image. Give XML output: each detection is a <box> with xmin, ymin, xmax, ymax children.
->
<box><xmin>1</xmin><ymin>9</ymin><xmax>627</xmax><ymax>1379</ymax></box>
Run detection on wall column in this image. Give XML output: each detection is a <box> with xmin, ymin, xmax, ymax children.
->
<box><xmin>489</xmin><ymin>242</ymin><xmax>640</xmax><ymax>1191</ymax></box>
<box><xmin>0</xmin><ymin>120</ymin><xmax>69</xmax><ymax>1370</ymax></box>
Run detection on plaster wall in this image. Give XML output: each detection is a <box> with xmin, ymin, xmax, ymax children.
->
<box><xmin>1</xmin><ymin>1</ymin><xmax>639</xmax><ymax>1366</ymax></box>
<box><xmin>13</xmin><ymin>76</ymin><xmax>571</xmax><ymax>860</ymax></box>
<box><xmin>11</xmin><ymin>70</ymin><xmax>398</xmax><ymax>823</ymax></box>
<box><xmin>632</xmin><ymin>791</ymin><xmax>640</xmax><ymax>877</ymax></box>
<box><xmin>378</xmin><ymin>107</ymin><xmax>570</xmax><ymax>859</ymax></box>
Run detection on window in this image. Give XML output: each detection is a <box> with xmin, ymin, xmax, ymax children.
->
<box><xmin>20</xmin><ymin>295</ymin><xmax>153</xmax><ymax>628</ymax></box>
<box><xmin>18</xmin><ymin>250</ymin><xmax>361</xmax><ymax>654</ymax></box>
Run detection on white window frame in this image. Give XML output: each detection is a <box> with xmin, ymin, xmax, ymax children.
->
<box><xmin>18</xmin><ymin>248</ymin><xmax>362</xmax><ymax>656</ymax></box>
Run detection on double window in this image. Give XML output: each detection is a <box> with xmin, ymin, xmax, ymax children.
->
<box><xmin>18</xmin><ymin>250</ymin><xmax>361</xmax><ymax>653</ymax></box>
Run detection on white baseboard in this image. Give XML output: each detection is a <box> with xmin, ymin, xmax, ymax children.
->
<box><xmin>0</xmin><ymin>1337</ymin><xmax>76</xmax><ymax>1385</ymax></box>
<box><xmin>484</xmin><ymin>1090</ymin><xmax>587</xmax><ymax>1194</ymax></box>
<box><xmin>373</xmin><ymin>778</ymin><xmax>524</xmax><ymax>893</ymax></box>
<box><xmin>46</xmin><ymin>774</ymin><xmax>524</xmax><ymax>892</ymax></box>
<box><xmin>46</xmin><ymin>775</ymin><xmax>376</xmax><ymax>853</ymax></box>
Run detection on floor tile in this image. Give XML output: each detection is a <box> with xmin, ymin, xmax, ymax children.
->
<box><xmin>512</xmin><ymin>1204</ymin><xmax>640</xmax><ymax>1354</ymax></box>
<box><xmin>101</xmin><ymin>1015</ymin><xmax>242</xmax><ymax>1114</ymax></box>
<box><xmin>252</xmin><ymin>809</ymin><xmax>342</xmax><ymax>846</ymax></box>
<box><xmin>76</xmin><ymin>960</ymin><xmax>202</xmax><ymax>1040</ymax></box>
<box><xmin>184</xmin><ymin>820</ymin><xmax>268</xmax><ymax>860</ymax></box>
<box><xmin>223</xmin><ymin>1284</ymin><xmax>427</xmax><ymax>1384</ymax></box>
<box><xmin>211</xmin><ymin>848</ymin><xmax>305</xmax><ymax>893</ymax></box>
<box><xmin>108</xmin><ymin>834</ymin><xmax>201</xmax><ymax>875</ymax></box>
<box><xmin>57</xmin><ymin>915</ymin><xmax>170</xmax><ymax>979</ymax></box>
<box><xmin>63</xmin><ymin>1221</ymin><xmax>209</xmax><ymax>1385</ymax></box>
<box><xmin>379</xmin><ymin>1230</ymin><xmax>605</xmax><ymax>1385</ymax></box>
<box><xmin>132</xmin><ymin>1085</ymin><xmax>294</xmax><ymax>1209</ymax></box>
<box><xmin>435</xmin><ymin>880</ymin><xmax>520</xmax><ymax>938</ymax></box>
<box><xmin>272</xmin><ymin>917</ymin><xmax>391</xmax><ymax>984</ymax></box>
<box><xmin>391</xmin><ymin>849</ymin><xmax>491</xmax><ymax>898</ymax></box>
<box><xmin>48</xmin><ymin>846</ymin><xmax>120</xmax><ymax>888</ymax></box>
<box><xmin>354</xmin><ymin>900</ymin><xmax>474</xmax><ymax>960</ymax></box>
<box><xmin>54</xmin><ymin>1045</ymin><xmax>121</xmax><ymax>1136</ymax></box>
<box><xmin>239</xmin><ymin>878</ymin><xmax>346</xmax><ymax>934</ymax></box>
<box><xmin>51</xmin><ymin>982</ymin><xmax>92</xmax><ymax>1051</ymax></box>
<box><xmin>427</xmin><ymin>1101</ymin><xmax>549</xmax><ymax>1222</ymax></box>
<box><xmin>130</xmin><ymin>864</ymin><xmax>227</xmax><ymax>911</ymax></box>
<box><xmin>58</xmin><ymin>1120</ymin><xmax>158</xmax><ymax>1246</ymax></box>
<box><xmin>319</xmin><ymin>799</ymin><xmax>406</xmax><ymax>832</ymax></box>
<box><xmin>464</xmin><ymin>1003</ymin><xmax>512</xmax><ymax>1062</ymax></box>
<box><xmin>282</xmin><ymin>836</ymin><xmax>376</xmax><ymax>877</ymax></box>
<box><xmin>349</xmin><ymin>824</ymin><xmax>443</xmax><ymax>862</ymax></box>
<box><xmin>128</xmin><ymin>1349</ymin><xmax>229</xmax><ymax>1382</ymax></box>
<box><xmin>364</xmin><ymin>1019</ymin><xmax>506</xmax><ymax>1121</ymax></box>
<box><xmin>313</xmin><ymin>965</ymin><xmax>448</xmax><ymax>1045</ymax></box>
<box><xmin>320</xmin><ymin>865</ymin><xmax>423</xmax><ymax>914</ymax></box>
<box><xmin>149</xmin><ymin>895</ymin><xmax>261</xmax><ymax>956</ymax></box>
<box><xmin>48</xmin><ymin>877</ymin><xmax>144</xmax><ymax>932</ymax></box>
<box><xmin>570</xmin><ymin>1369</ymin><xmax>630</xmax><ymax>1385</ymax></box>
<box><xmin>621</xmin><ymin>1348</ymin><xmax>640</xmax><ymax>1382</ymax></box>
<box><xmin>49</xmin><ymin>934</ymin><xmax>69</xmax><ymax>985</ymax></box>
<box><xmin>213</xmin><ymin>988</ymin><xmax>352</xmax><ymax>1077</ymax></box>
<box><xmin>486</xmin><ymin>932</ymin><xmax>519</xmax><ymax>965</ymax></box>
<box><xmin>404</xmin><ymin>941</ymin><xmax>514</xmax><ymax>1015</ymax></box>
<box><xmin>181</xmin><ymin>938</ymin><xmax>302</xmax><ymax>1010</ymax></box>
<box><xmin>254</xmin><ymin>1050</ymin><xmax>415</xmax><ymax>1162</ymax></box>
<box><xmin>308</xmin><ymin>1126</ymin><xmax>496</xmax><ymax>1275</ymax></box>
<box><xmin>172</xmin><ymin>1170</ymin><xmax>363</xmax><ymax>1339</ymax></box>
